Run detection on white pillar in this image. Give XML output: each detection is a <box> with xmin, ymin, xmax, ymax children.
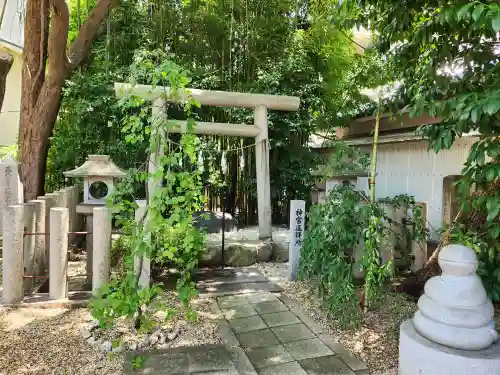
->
<box><xmin>29</xmin><ymin>199</ymin><xmax>46</xmax><ymax>277</ymax></box>
<box><xmin>38</xmin><ymin>195</ymin><xmax>56</xmax><ymax>272</ymax></box>
<box><xmin>23</xmin><ymin>202</ymin><xmax>36</xmax><ymax>293</ymax></box>
<box><xmin>49</xmin><ymin>207</ymin><xmax>69</xmax><ymax>300</ymax></box>
<box><xmin>134</xmin><ymin>200</ymin><xmax>149</xmax><ymax>288</ymax></box>
<box><xmin>85</xmin><ymin>215</ymin><xmax>93</xmax><ymax>284</ymax></box>
<box><xmin>254</xmin><ymin>105</ymin><xmax>272</xmax><ymax>239</ymax></box>
<box><xmin>92</xmin><ymin>207</ymin><xmax>111</xmax><ymax>292</ymax></box>
<box><xmin>148</xmin><ymin>98</ymin><xmax>166</xmax><ymax>204</ymax></box>
<box><xmin>288</xmin><ymin>200</ymin><xmax>305</xmax><ymax>281</ymax></box>
<box><xmin>0</xmin><ymin>157</ymin><xmax>23</xmax><ymax>233</ymax></box>
<box><xmin>2</xmin><ymin>205</ymin><xmax>24</xmax><ymax>304</ymax></box>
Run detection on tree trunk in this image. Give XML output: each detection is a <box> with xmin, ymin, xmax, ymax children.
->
<box><xmin>19</xmin><ymin>0</ymin><xmax>119</xmax><ymax>201</ymax></box>
<box><xmin>0</xmin><ymin>52</ymin><xmax>13</xmax><ymax>111</ymax></box>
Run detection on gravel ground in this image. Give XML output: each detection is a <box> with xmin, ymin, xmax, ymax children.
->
<box><xmin>0</xmin><ymin>256</ymin><xmax>221</xmax><ymax>375</ymax></box>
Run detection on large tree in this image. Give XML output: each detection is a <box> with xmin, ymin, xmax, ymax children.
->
<box><xmin>20</xmin><ymin>0</ymin><xmax>119</xmax><ymax>200</ymax></box>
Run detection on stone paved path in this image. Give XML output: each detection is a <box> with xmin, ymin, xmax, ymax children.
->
<box><xmin>124</xmin><ymin>268</ymin><xmax>369</xmax><ymax>374</ymax></box>
<box><xmin>213</xmin><ymin>291</ymin><xmax>369</xmax><ymax>375</ymax></box>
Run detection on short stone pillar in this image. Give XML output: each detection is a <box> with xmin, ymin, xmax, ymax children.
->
<box><xmin>92</xmin><ymin>207</ymin><xmax>111</xmax><ymax>292</ymax></box>
<box><xmin>0</xmin><ymin>157</ymin><xmax>23</xmax><ymax>233</ymax></box>
<box><xmin>23</xmin><ymin>202</ymin><xmax>36</xmax><ymax>293</ymax></box>
<box><xmin>288</xmin><ymin>200</ymin><xmax>305</xmax><ymax>281</ymax></box>
<box><xmin>134</xmin><ymin>200</ymin><xmax>150</xmax><ymax>288</ymax></box>
<box><xmin>399</xmin><ymin>244</ymin><xmax>500</xmax><ymax>375</ymax></box>
<box><xmin>38</xmin><ymin>194</ymin><xmax>56</xmax><ymax>271</ymax></box>
<box><xmin>49</xmin><ymin>208</ymin><xmax>69</xmax><ymax>300</ymax></box>
<box><xmin>29</xmin><ymin>200</ymin><xmax>47</xmax><ymax>277</ymax></box>
<box><xmin>2</xmin><ymin>205</ymin><xmax>24</xmax><ymax>304</ymax></box>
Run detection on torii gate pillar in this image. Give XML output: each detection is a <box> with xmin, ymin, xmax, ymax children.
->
<box><xmin>254</xmin><ymin>105</ymin><xmax>272</xmax><ymax>239</ymax></box>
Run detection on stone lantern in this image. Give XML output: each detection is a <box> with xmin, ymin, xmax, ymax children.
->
<box><xmin>64</xmin><ymin>155</ymin><xmax>125</xmax><ymax>285</ymax></box>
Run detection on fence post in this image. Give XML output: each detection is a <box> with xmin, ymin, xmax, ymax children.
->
<box><xmin>134</xmin><ymin>200</ymin><xmax>149</xmax><ymax>288</ymax></box>
<box><xmin>23</xmin><ymin>202</ymin><xmax>36</xmax><ymax>293</ymax></box>
<box><xmin>92</xmin><ymin>207</ymin><xmax>111</xmax><ymax>292</ymax></box>
<box><xmin>38</xmin><ymin>195</ymin><xmax>56</xmax><ymax>272</ymax></box>
<box><xmin>49</xmin><ymin>207</ymin><xmax>69</xmax><ymax>300</ymax></box>
<box><xmin>411</xmin><ymin>202</ymin><xmax>428</xmax><ymax>272</ymax></box>
<box><xmin>2</xmin><ymin>205</ymin><xmax>24</xmax><ymax>304</ymax></box>
<box><xmin>288</xmin><ymin>200</ymin><xmax>305</xmax><ymax>281</ymax></box>
<box><xmin>29</xmin><ymin>200</ymin><xmax>47</xmax><ymax>277</ymax></box>
<box><xmin>0</xmin><ymin>157</ymin><xmax>23</xmax><ymax>234</ymax></box>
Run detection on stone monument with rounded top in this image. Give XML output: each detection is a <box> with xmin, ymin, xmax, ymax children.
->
<box><xmin>399</xmin><ymin>244</ymin><xmax>500</xmax><ymax>375</ymax></box>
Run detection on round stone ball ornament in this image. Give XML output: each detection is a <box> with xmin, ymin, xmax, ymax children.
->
<box><xmin>413</xmin><ymin>244</ymin><xmax>498</xmax><ymax>350</ymax></box>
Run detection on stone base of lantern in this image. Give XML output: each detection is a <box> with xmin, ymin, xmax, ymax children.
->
<box><xmin>399</xmin><ymin>320</ymin><xmax>500</xmax><ymax>375</ymax></box>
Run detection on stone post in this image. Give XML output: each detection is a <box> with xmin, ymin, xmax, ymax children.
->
<box><xmin>54</xmin><ymin>189</ymin><xmax>69</xmax><ymax>209</ymax></box>
<box><xmin>49</xmin><ymin>207</ymin><xmax>69</xmax><ymax>300</ymax></box>
<box><xmin>288</xmin><ymin>200</ymin><xmax>305</xmax><ymax>281</ymax></box>
<box><xmin>134</xmin><ymin>200</ymin><xmax>150</xmax><ymax>288</ymax></box>
<box><xmin>85</xmin><ymin>215</ymin><xmax>93</xmax><ymax>285</ymax></box>
<box><xmin>38</xmin><ymin>194</ymin><xmax>56</xmax><ymax>271</ymax></box>
<box><xmin>411</xmin><ymin>202</ymin><xmax>428</xmax><ymax>272</ymax></box>
<box><xmin>92</xmin><ymin>207</ymin><xmax>111</xmax><ymax>292</ymax></box>
<box><xmin>2</xmin><ymin>205</ymin><xmax>24</xmax><ymax>304</ymax></box>
<box><xmin>23</xmin><ymin>202</ymin><xmax>36</xmax><ymax>293</ymax></box>
<box><xmin>29</xmin><ymin>200</ymin><xmax>46</xmax><ymax>277</ymax></box>
<box><xmin>442</xmin><ymin>175</ymin><xmax>461</xmax><ymax>228</ymax></box>
<box><xmin>254</xmin><ymin>105</ymin><xmax>272</xmax><ymax>239</ymax></box>
<box><xmin>0</xmin><ymin>157</ymin><xmax>23</xmax><ymax>233</ymax></box>
<box><xmin>381</xmin><ymin>203</ymin><xmax>396</xmax><ymax>274</ymax></box>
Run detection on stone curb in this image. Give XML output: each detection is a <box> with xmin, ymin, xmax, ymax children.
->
<box><xmin>0</xmin><ymin>292</ymin><xmax>91</xmax><ymax>309</ymax></box>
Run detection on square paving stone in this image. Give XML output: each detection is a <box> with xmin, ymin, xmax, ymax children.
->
<box><xmin>222</xmin><ymin>303</ymin><xmax>258</xmax><ymax>320</ymax></box>
<box><xmin>253</xmin><ymin>299</ymin><xmax>289</xmax><ymax>314</ymax></box>
<box><xmin>236</xmin><ymin>328</ymin><xmax>280</xmax><ymax>349</ymax></box>
<box><xmin>271</xmin><ymin>323</ymin><xmax>315</xmax><ymax>343</ymax></box>
<box><xmin>284</xmin><ymin>338</ymin><xmax>333</xmax><ymax>361</ymax></box>
<box><xmin>299</xmin><ymin>355</ymin><xmax>356</xmax><ymax>375</ymax></box>
<box><xmin>229</xmin><ymin>315</ymin><xmax>267</xmax><ymax>333</ymax></box>
<box><xmin>256</xmin><ymin>361</ymin><xmax>308</xmax><ymax>375</ymax></box>
<box><xmin>261</xmin><ymin>311</ymin><xmax>300</xmax><ymax>327</ymax></box>
<box><xmin>218</xmin><ymin>295</ymin><xmax>250</xmax><ymax>308</ymax></box>
<box><xmin>246</xmin><ymin>293</ymin><xmax>279</xmax><ymax>304</ymax></box>
<box><xmin>187</xmin><ymin>348</ymin><xmax>235</xmax><ymax>372</ymax></box>
<box><xmin>124</xmin><ymin>351</ymin><xmax>188</xmax><ymax>374</ymax></box>
<box><xmin>245</xmin><ymin>344</ymin><xmax>295</xmax><ymax>369</ymax></box>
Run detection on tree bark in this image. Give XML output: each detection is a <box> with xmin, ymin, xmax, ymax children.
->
<box><xmin>19</xmin><ymin>0</ymin><xmax>119</xmax><ymax>201</ymax></box>
<box><xmin>0</xmin><ymin>52</ymin><xmax>13</xmax><ymax>111</ymax></box>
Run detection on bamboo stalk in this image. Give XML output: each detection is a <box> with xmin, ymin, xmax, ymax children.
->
<box><xmin>364</xmin><ymin>94</ymin><xmax>382</xmax><ymax>313</ymax></box>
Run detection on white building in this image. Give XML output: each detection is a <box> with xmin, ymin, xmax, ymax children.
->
<box><xmin>0</xmin><ymin>0</ymin><xmax>24</xmax><ymax>146</ymax></box>
<box><xmin>311</xmin><ymin>112</ymin><xmax>476</xmax><ymax>240</ymax></box>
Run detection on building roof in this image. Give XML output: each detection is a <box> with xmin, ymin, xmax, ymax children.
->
<box><xmin>0</xmin><ymin>0</ymin><xmax>25</xmax><ymax>52</ymax></box>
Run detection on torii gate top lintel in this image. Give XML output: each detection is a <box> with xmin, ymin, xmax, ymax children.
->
<box><xmin>114</xmin><ymin>83</ymin><xmax>300</xmax><ymax>112</ymax></box>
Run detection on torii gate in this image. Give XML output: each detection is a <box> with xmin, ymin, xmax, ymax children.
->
<box><xmin>115</xmin><ymin>83</ymin><xmax>300</xmax><ymax>239</ymax></box>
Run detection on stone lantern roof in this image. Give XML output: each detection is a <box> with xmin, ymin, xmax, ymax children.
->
<box><xmin>63</xmin><ymin>155</ymin><xmax>126</xmax><ymax>178</ymax></box>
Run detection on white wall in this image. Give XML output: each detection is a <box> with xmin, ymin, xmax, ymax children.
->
<box><xmin>358</xmin><ymin>137</ymin><xmax>477</xmax><ymax>239</ymax></box>
<box><xmin>0</xmin><ymin>46</ymin><xmax>21</xmax><ymax>146</ymax></box>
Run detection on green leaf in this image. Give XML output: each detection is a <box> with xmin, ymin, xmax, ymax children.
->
<box><xmin>484</xmin><ymin>99</ymin><xmax>500</xmax><ymax>115</ymax></box>
<box><xmin>493</xmin><ymin>12</ymin><xmax>500</xmax><ymax>32</ymax></box>
<box><xmin>457</xmin><ymin>3</ymin><xmax>473</xmax><ymax>20</ymax></box>
<box><xmin>486</xmin><ymin>166</ymin><xmax>497</xmax><ymax>182</ymax></box>
<box><xmin>470</xmin><ymin>107</ymin><xmax>479</xmax><ymax>123</ymax></box>
<box><xmin>472</xmin><ymin>4</ymin><xmax>485</xmax><ymax>22</ymax></box>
